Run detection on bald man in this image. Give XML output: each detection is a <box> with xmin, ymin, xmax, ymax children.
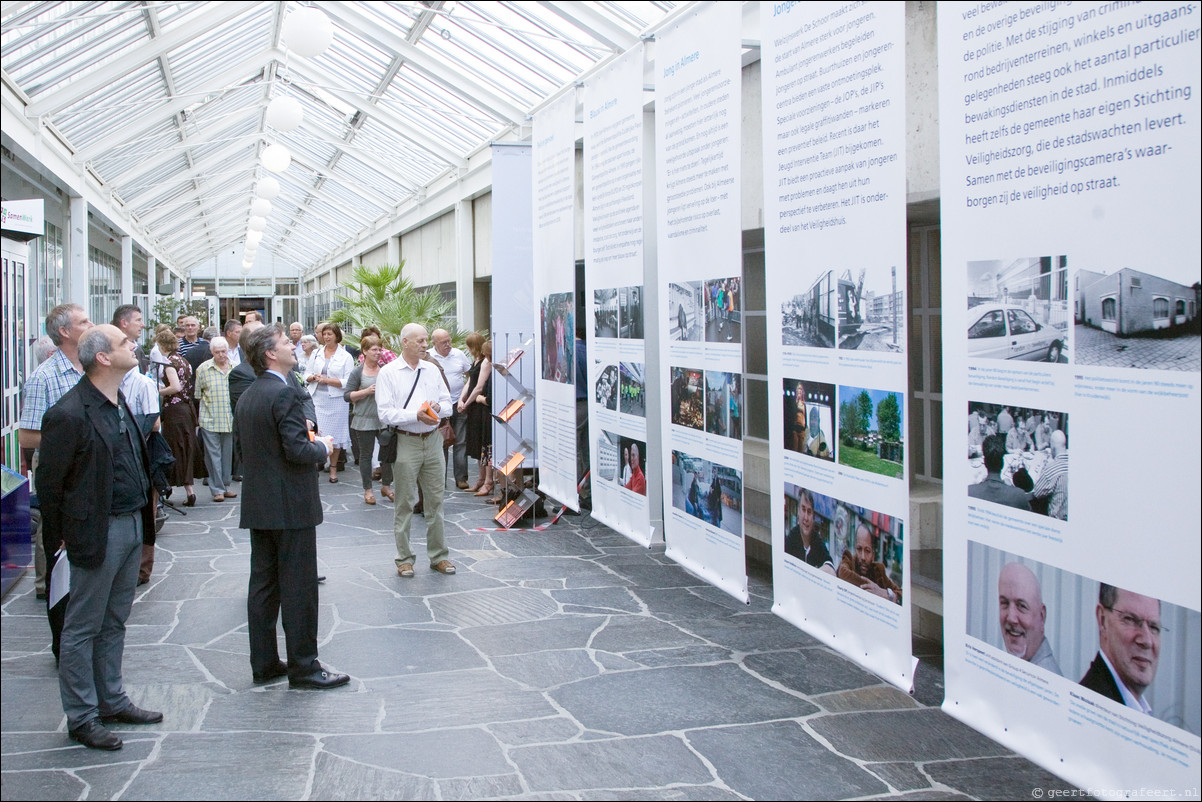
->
<box><xmin>377</xmin><ymin>323</ymin><xmax>455</xmax><ymax>577</ymax></box>
<box><xmin>997</xmin><ymin>562</ymin><xmax>1061</xmax><ymax>674</ymax></box>
<box><xmin>837</xmin><ymin>523</ymin><xmax>901</xmax><ymax>604</ymax></box>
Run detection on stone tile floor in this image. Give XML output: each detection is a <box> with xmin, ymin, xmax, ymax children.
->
<box><xmin>2</xmin><ymin>473</ymin><xmax>1082</xmax><ymax>800</ymax></box>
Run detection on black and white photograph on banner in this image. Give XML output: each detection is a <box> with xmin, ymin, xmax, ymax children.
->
<box><xmin>781</xmin><ymin>271</ymin><xmax>837</xmax><ymax>348</ymax></box>
<box><xmin>834</xmin><ymin>504</ymin><xmax>904</xmax><ymax>606</ymax></box>
<box><xmin>594</xmin><ymin>363</ymin><xmax>618</xmax><ymax>411</ymax></box>
<box><xmin>967</xmin><ymin>256</ymin><xmax>1071</xmax><ymax>364</ymax></box>
<box><xmin>594</xmin><ymin>288</ymin><xmax>619</xmax><ymax>338</ymax></box>
<box><xmin>619</xmin><ymin>362</ymin><xmax>646</xmax><ymax>417</ymax></box>
<box><xmin>670</xmin><ymin>450</ymin><xmax>742</xmax><ymax>537</ymax></box>
<box><xmin>837</xmin><ymin>266</ymin><xmax>905</xmax><ymax>352</ymax></box>
<box><xmin>967</xmin><ymin>402</ymin><xmax>1069</xmax><ymax>520</ymax></box>
<box><xmin>1074</xmin><ymin>266</ymin><xmax>1201</xmax><ymax>372</ymax></box>
<box><xmin>705</xmin><ymin>371</ymin><xmax>742</xmax><ymax>440</ymax></box>
<box><xmin>837</xmin><ymin>385</ymin><xmax>904</xmax><ymax>480</ymax></box>
<box><xmin>540</xmin><ymin>291</ymin><xmax>575</xmax><ymax>383</ymax></box>
<box><xmin>619</xmin><ymin>285</ymin><xmax>644</xmax><ymax>340</ymax></box>
<box><xmin>595</xmin><ymin>430</ymin><xmax>621</xmax><ymax>482</ymax></box>
<box><xmin>966</xmin><ymin>541</ymin><xmax>1201</xmax><ymax>737</ymax></box>
<box><xmin>782</xmin><ymin>483</ymin><xmax>837</xmax><ymax>575</ymax></box>
<box><xmin>704</xmin><ymin>276</ymin><xmax>741</xmax><ymax>343</ymax></box>
<box><xmin>783</xmin><ymin>378</ymin><xmax>835</xmax><ymax>461</ymax></box>
<box><xmin>670</xmin><ymin>366</ymin><xmax>705</xmax><ymax>431</ymax></box>
<box><xmin>668</xmin><ymin>281</ymin><xmax>703</xmax><ymax>341</ymax></box>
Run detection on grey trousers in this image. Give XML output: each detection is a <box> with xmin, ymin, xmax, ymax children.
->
<box><xmin>200</xmin><ymin>428</ymin><xmax>233</xmax><ymax>496</ymax></box>
<box><xmin>59</xmin><ymin>513</ymin><xmax>141</xmax><ymax>729</ymax></box>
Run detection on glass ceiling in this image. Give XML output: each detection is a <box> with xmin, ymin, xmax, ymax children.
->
<box><xmin>1</xmin><ymin>1</ymin><xmax>675</xmax><ymax>276</ymax></box>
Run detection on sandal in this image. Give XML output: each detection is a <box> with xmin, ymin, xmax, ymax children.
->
<box><xmin>329</xmin><ymin>475</ymin><xmax>338</xmax><ymax>483</ymax></box>
<box><xmin>364</xmin><ymin>490</ymin><xmax>376</xmax><ymax>505</ymax></box>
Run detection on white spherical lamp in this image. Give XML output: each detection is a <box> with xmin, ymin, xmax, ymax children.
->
<box><xmin>284</xmin><ymin>7</ymin><xmax>334</xmax><ymax>58</ymax></box>
<box><xmin>266</xmin><ymin>95</ymin><xmax>304</xmax><ymax>132</ymax></box>
<box><xmin>262</xmin><ymin>143</ymin><xmax>291</xmax><ymax>173</ymax></box>
<box><xmin>246</xmin><ymin>229</ymin><xmax>264</xmax><ymax>245</ymax></box>
<box><xmin>248</xmin><ymin>216</ymin><xmax>267</xmax><ymax>232</ymax></box>
<box><xmin>255</xmin><ymin>176</ymin><xmax>281</xmax><ymax>200</ymax></box>
<box><xmin>250</xmin><ymin>198</ymin><xmax>272</xmax><ymax>217</ymax></box>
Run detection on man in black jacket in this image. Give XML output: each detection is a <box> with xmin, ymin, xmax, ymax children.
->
<box><xmin>235</xmin><ymin>324</ymin><xmax>348</xmax><ymax>690</ymax></box>
<box><xmin>37</xmin><ymin>325</ymin><xmax>162</xmax><ymax>751</ymax></box>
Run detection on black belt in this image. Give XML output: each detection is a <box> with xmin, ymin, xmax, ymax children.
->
<box><xmin>396</xmin><ymin>428</ymin><xmax>437</xmax><ymax>438</ymax></box>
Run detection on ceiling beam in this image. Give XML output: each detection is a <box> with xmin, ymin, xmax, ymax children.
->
<box><xmin>322</xmin><ymin>3</ymin><xmax>528</xmax><ymax>126</ymax></box>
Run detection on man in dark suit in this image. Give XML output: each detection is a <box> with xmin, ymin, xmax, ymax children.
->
<box><xmin>37</xmin><ymin>325</ymin><xmax>162</xmax><ymax>751</ymax></box>
<box><xmin>1080</xmin><ymin>583</ymin><xmax>1161</xmax><ymax>715</ymax></box>
<box><xmin>235</xmin><ymin>324</ymin><xmax>349</xmax><ymax>690</ymax></box>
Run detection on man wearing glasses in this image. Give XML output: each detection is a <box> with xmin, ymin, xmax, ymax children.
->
<box><xmin>1080</xmin><ymin>583</ymin><xmax>1162</xmax><ymax>715</ymax></box>
<box><xmin>37</xmin><ymin>325</ymin><xmax>161</xmax><ymax>751</ymax></box>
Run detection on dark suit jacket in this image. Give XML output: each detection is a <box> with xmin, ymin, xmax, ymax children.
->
<box><xmin>36</xmin><ymin>379</ymin><xmax>155</xmax><ymax>569</ymax></box>
<box><xmin>235</xmin><ymin>373</ymin><xmax>329</xmax><ymax>531</ymax></box>
<box><xmin>1079</xmin><ymin>652</ymin><xmax>1124</xmax><ymax>706</ymax></box>
<box><xmin>230</xmin><ymin>362</ymin><xmax>314</xmax><ymax>422</ymax></box>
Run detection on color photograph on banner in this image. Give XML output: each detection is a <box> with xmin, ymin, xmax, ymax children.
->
<box><xmin>583</xmin><ymin>44</ymin><xmax>652</xmax><ymax>545</ymax></box>
<box><xmin>762</xmin><ymin>0</ymin><xmax>913</xmax><ymax>690</ymax></box>
<box><xmin>655</xmin><ymin>1</ymin><xmax>746</xmax><ymax>601</ymax></box>
<box><xmin>938</xmin><ymin>1</ymin><xmax>1201</xmax><ymax>793</ymax></box>
<box><xmin>531</xmin><ymin>92</ymin><xmax>579</xmax><ymax>510</ymax></box>
<box><xmin>965</xmin><ymin>541</ymin><xmax>1200</xmax><ymax>738</ymax></box>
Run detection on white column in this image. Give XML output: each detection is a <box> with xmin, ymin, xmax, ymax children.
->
<box><xmin>120</xmin><ymin>235</ymin><xmax>133</xmax><ymax>302</ymax></box>
<box><xmin>147</xmin><ymin>256</ymin><xmax>156</xmax><ymax>294</ymax></box>
<box><xmin>387</xmin><ymin>235</ymin><xmax>400</xmax><ymax>266</ymax></box>
<box><xmin>454</xmin><ymin>198</ymin><xmax>475</xmax><ymax>331</ymax></box>
<box><xmin>68</xmin><ymin>196</ymin><xmax>88</xmax><ymax>308</ymax></box>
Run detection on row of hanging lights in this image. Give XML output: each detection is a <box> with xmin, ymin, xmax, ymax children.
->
<box><xmin>241</xmin><ymin>5</ymin><xmax>334</xmax><ymax>273</ymax></box>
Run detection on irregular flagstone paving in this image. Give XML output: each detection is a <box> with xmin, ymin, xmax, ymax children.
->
<box><xmin>1</xmin><ymin>469</ymin><xmax>1082</xmax><ymax>800</ymax></box>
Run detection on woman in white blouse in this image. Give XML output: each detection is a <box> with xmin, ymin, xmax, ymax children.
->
<box><xmin>305</xmin><ymin>321</ymin><xmax>354</xmax><ymax>482</ymax></box>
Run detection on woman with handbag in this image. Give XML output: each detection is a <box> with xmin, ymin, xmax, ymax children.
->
<box><xmin>459</xmin><ymin>335</ymin><xmax>493</xmax><ymax>497</ymax></box>
<box><xmin>343</xmin><ymin>335</ymin><xmax>395</xmax><ymax>505</ymax></box>
<box><xmin>151</xmin><ymin>327</ymin><xmax>198</xmax><ymax>507</ymax></box>
<box><xmin>305</xmin><ymin>322</ymin><xmax>354</xmax><ymax>482</ymax></box>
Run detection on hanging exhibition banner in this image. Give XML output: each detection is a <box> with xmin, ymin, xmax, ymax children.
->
<box><xmin>584</xmin><ymin>45</ymin><xmax>654</xmax><ymax>546</ymax></box>
<box><xmin>761</xmin><ymin>1</ymin><xmax>914</xmax><ymax>690</ymax></box>
<box><xmin>490</xmin><ymin>144</ymin><xmax>537</xmax><ymax>468</ymax></box>
<box><xmin>655</xmin><ymin>1</ymin><xmax>747</xmax><ymax>602</ymax></box>
<box><xmin>939</xmin><ymin>2</ymin><xmax>1201</xmax><ymax>795</ymax></box>
<box><xmin>532</xmin><ymin>92</ymin><xmax>580</xmax><ymax>510</ymax></box>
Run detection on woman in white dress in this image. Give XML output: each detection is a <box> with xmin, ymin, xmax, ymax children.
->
<box><xmin>305</xmin><ymin>321</ymin><xmax>354</xmax><ymax>482</ymax></box>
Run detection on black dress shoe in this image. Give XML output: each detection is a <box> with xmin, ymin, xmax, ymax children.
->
<box><xmin>252</xmin><ymin>661</ymin><xmax>289</xmax><ymax>684</ymax></box>
<box><xmin>289</xmin><ymin>669</ymin><xmax>350</xmax><ymax>690</ymax></box>
<box><xmin>69</xmin><ymin>720</ymin><xmax>123</xmax><ymax>751</ymax></box>
<box><xmin>101</xmin><ymin>704</ymin><xmax>163</xmax><ymax>725</ymax></box>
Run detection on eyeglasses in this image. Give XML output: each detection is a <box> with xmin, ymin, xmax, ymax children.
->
<box><xmin>1103</xmin><ymin>606</ymin><xmax>1165</xmax><ymax>637</ymax></box>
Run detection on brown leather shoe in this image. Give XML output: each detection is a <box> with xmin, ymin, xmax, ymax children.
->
<box><xmin>213</xmin><ymin>494</ymin><xmax>225</xmax><ymax>502</ymax></box>
<box><xmin>223</xmin><ymin>489</ymin><xmax>237</xmax><ymax>498</ymax></box>
<box><xmin>456</xmin><ymin>480</ymin><xmax>470</xmax><ymax>490</ymax></box>
<box><xmin>396</xmin><ymin>563</ymin><xmax>415</xmax><ymax>578</ymax></box>
<box><xmin>431</xmin><ymin>560</ymin><xmax>456</xmax><ymax>575</ymax></box>
<box><xmin>364</xmin><ymin>490</ymin><xmax>376</xmax><ymax>505</ymax></box>
<box><xmin>380</xmin><ymin>485</ymin><xmax>395</xmax><ymax>502</ymax></box>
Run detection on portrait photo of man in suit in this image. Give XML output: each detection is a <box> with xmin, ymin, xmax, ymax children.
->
<box><xmin>235</xmin><ymin>324</ymin><xmax>349</xmax><ymax>690</ymax></box>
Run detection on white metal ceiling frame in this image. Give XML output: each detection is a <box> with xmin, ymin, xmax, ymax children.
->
<box><xmin>2</xmin><ymin>1</ymin><xmax>674</xmax><ymax>278</ymax></box>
